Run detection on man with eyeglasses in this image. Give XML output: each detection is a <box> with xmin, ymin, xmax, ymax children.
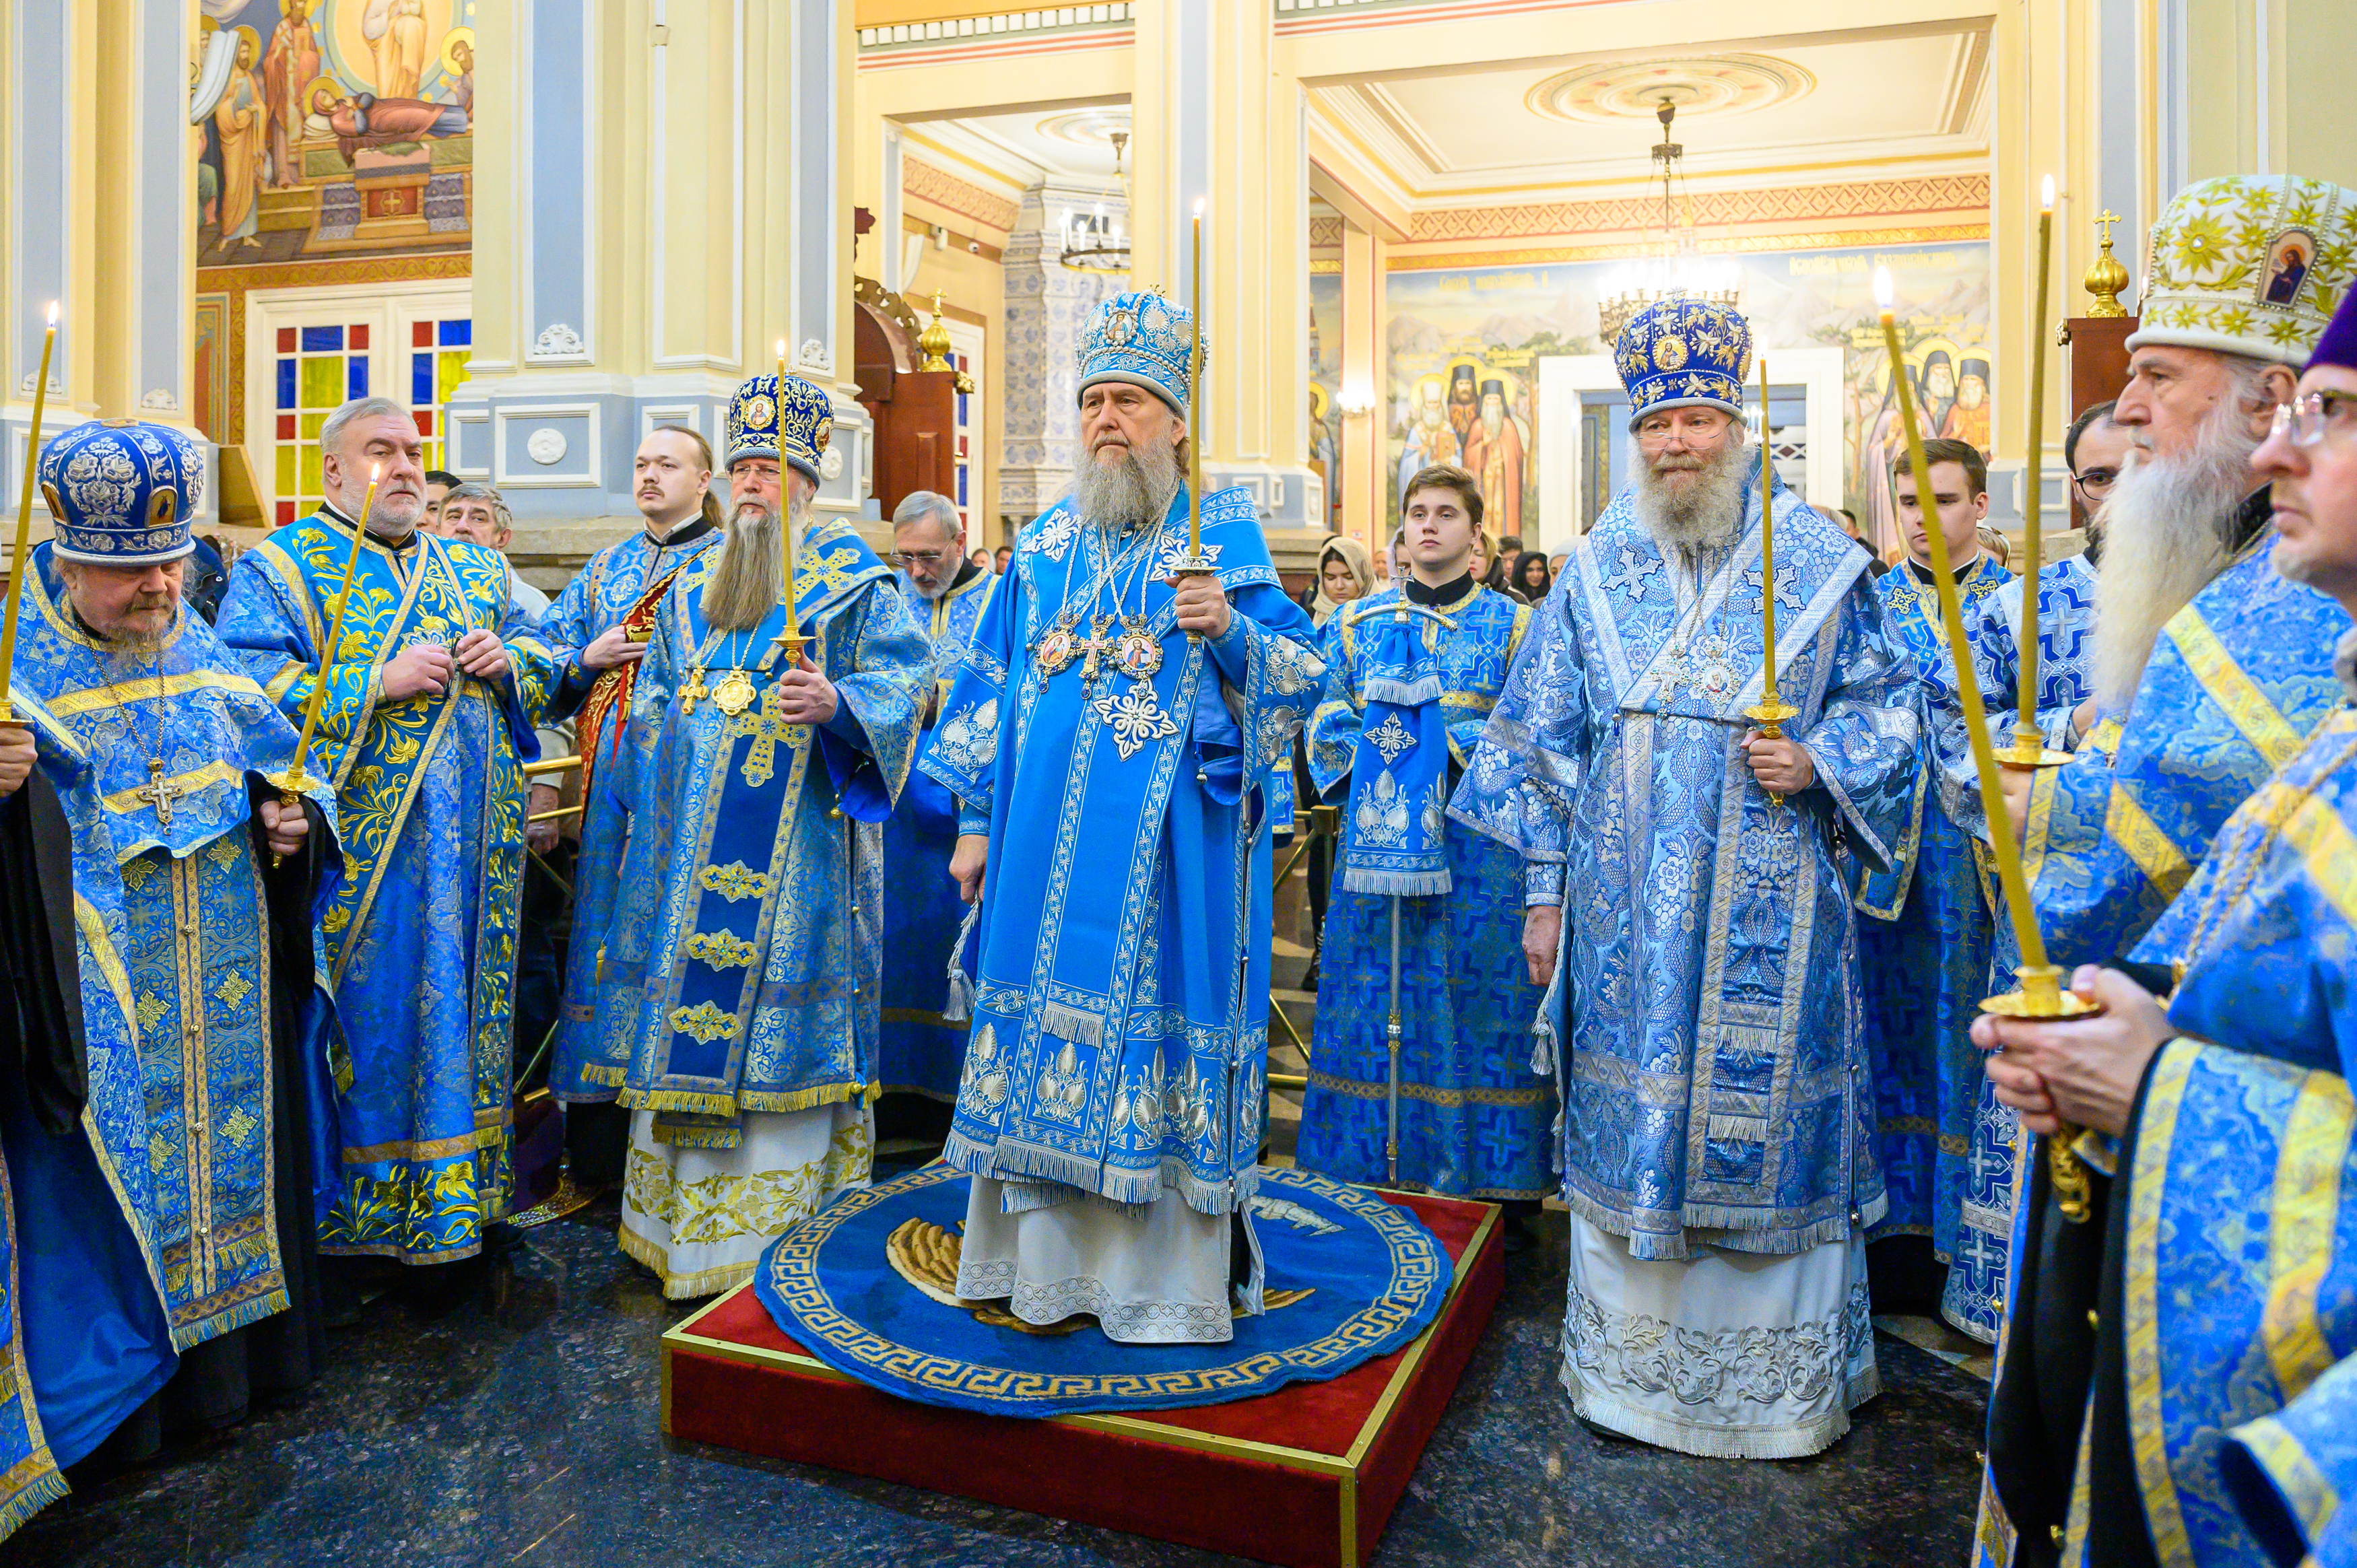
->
<box><xmin>879</xmin><ymin>491</ymin><xmax>997</xmax><ymax>1102</ymax></box>
<box><xmin>2062</xmin><ymin>400</ymin><xmax>2129</xmax><ymax>564</ymax></box>
<box><xmin>1969</xmin><ymin>265</ymin><xmax>2357</xmax><ymax>1568</ymax></box>
<box><xmin>2003</xmin><ymin>174</ymin><xmax>2357</xmax><ymax>983</ymax></box>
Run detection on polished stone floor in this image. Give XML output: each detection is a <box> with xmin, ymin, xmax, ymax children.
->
<box><xmin>7</xmin><ymin>1185</ymin><xmax>1988</xmax><ymax>1568</ymax></box>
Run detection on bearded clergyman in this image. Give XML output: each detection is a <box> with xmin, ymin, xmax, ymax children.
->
<box><xmin>590</xmin><ymin>374</ymin><xmax>930</xmax><ymax>1298</ymax></box>
<box><xmin>919</xmin><ymin>290</ymin><xmax>1323</xmax><ymax>1342</ymax></box>
<box><xmin>1451</xmin><ymin>298</ymin><xmax>1918</xmax><ymax>1457</ymax></box>
<box><xmin>0</xmin><ymin>422</ymin><xmax>337</xmax><ymax>1520</ymax></box>
<box><xmin>2009</xmin><ymin>174</ymin><xmax>2357</xmax><ymax>972</ymax></box>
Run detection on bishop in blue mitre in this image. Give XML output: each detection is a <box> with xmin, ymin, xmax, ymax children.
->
<box><xmin>218</xmin><ymin>395</ymin><xmax>568</xmax><ymax>1276</ymax></box>
<box><xmin>0</xmin><ymin>423</ymin><xmax>339</xmax><ymax>1535</ymax></box>
<box><xmin>2017</xmin><ymin>174</ymin><xmax>2357</xmax><ymax>977</ymax></box>
<box><xmin>1848</xmin><ymin>440</ymin><xmax>2018</xmax><ymax>1342</ymax></box>
<box><xmin>879</xmin><ymin>489</ymin><xmax>996</xmax><ymax>1101</ymax></box>
<box><xmin>591</xmin><ymin>373</ymin><xmax>931</xmax><ymax>1299</ymax></box>
<box><xmin>1450</xmin><ymin>298</ymin><xmax>1919</xmax><ymax>1457</ymax></box>
<box><xmin>540</xmin><ymin>423</ymin><xmax>724</xmax><ymax>1193</ymax></box>
<box><xmin>919</xmin><ymin>290</ymin><xmax>1325</xmax><ymax>1343</ymax></box>
<box><xmin>1296</xmin><ymin>464</ymin><xmax>1550</xmax><ymax>1211</ymax></box>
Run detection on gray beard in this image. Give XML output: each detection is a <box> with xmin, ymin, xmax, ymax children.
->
<box><xmin>1632</xmin><ymin>436</ymin><xmax>1748</xmax><ymax>553</ymax></box>
<box><xmin>2090</xmin><ymin>404</ymin><xmax>2259</xmax><ymax>711</ymax></box>
<box><xmin>700</xmin><ymin>496</ymin><xmax>807</xmax><ymax>632</ymax></box>
<box><xmin>1073</xmin><ymin>440</ymin><xmax>1181</xmax><ymax>533</ymax></box>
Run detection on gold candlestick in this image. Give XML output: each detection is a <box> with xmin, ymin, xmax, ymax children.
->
<box><xmin>0</xmin><ymin>301</ymin><xmax>61</xmax><ymax>709</ymax></box>
<box><xmin>774</xmin><ymin>341</ymin><xmax>805</xmax><ymax>663</ymax></box>
<box><xmin>276</xmin><ymin>465</ymin><xmax>379</xmax><ymax>860</ymax></box>
<box><xmin>1997</xmin><ymin>176</ymin><xmax>2073</xmax><ymax>770</ymax></box>
<box><xmin>1876</xmin><ymin>265</ymin><xmax>2098</xmax><ymax>1219</ymax></box>
<box><xmin>1742</xmin><ymin>355</ymin><xmax>1799</xmax><ymax>803</ymax></box>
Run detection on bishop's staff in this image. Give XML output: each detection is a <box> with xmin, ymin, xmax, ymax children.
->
<box><xmin>1873</xmin><ymin>265</ymin><xmax>2099</xmax><ymax>1221</ymax></box>
<box><xmin>0</xmin><ymin>301</ymin><xmax>60</xmax><ymax>711</ymax></box>
<box><xmin>1742</xmin><ymin>354</ymin><xmax>1799</xmax><ymax>803</ymax></box>
<box><xmin>275</xmin><ymin>464</ymin><xmax>380</xmax><ymax>861</ymax></box>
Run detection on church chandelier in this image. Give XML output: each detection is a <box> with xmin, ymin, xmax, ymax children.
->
<box><xmin>1058</xmin><ymin>131</ymin><xmax>1133</xmax><ymax>274</ymax></box>
<box><xmin>1597</xmin><ymin>98</ymin><xmax>1742</xmax><ymax>345</ymax></box>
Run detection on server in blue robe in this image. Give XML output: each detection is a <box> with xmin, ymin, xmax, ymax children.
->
<box><xmin>1297</xmin><ymin>463</ymin><xmax>1548</xmax><ymax>1208</ymax></box>
<box><xmin>1974</xmin><ymin>258</ymin><xmax>2357</xmax><ymax>1568</ymax></box>
<box><xmin>0</xmin><ymin>422</ymin><xmax>337</xmax><ymax>1530</ymax></box>
<box><xmin>1451</xmin><ymin>297</ymin><xmax>1919</xmax><ymax>1458</ymax></box>
<box><xmin>1851</xmin><ymin>439</ymin><xmax>2016</xmax><ymax>1338</ymax></box>
<box><xmin>595</xmin><ymin>374</ymin><xmax>931</xmax><ymax>1298</ymax></box>
<box><xmin>218</xmin><ymin>395</ymin><xmax>568</xmax><ymax>1277</ymax></box>
<box><xmin>920</xmin><ymin>290</ymin><xmax>1325</xmax><ymax>1343</ymax></box>
<box><xmin>879</xmin><ymin>489</ymin><xmax>995</xmax><ymax>1102</ymax></box>
<box><xmin>2016</xmin><ymin>175</ymin><xmax>2357</xmax><ymax>976</ymax></box>
<box><xmin>541</xmin><ymin>423</ymin><xmax>724</xmax><ymax>1191</ymax></box>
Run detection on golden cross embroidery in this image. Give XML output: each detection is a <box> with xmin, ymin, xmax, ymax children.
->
<box><xmin>135</xmin><ymin>761</ymin><xmax>185</xmax><ymax>827</ymax></box>
<box><xmin>732</xmin><ymin>677</ymin><xmax>799</xmax><ymax>787</ymax></box>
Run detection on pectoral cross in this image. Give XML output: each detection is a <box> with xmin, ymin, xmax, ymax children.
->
<box><xmin>732</xmin><ymin>679</ymin><xmax>799</xmax><ymax>788</ymax></box>
<box><xmin>135</xmin><ymin>760</ymin><xmax>185</xmax><ymax>827</ymax></box>
<box><xmin>1079</xmin><ymin>614</ymin><xmax>1115</xmax><ymax>687</ymax></box>
<box><xmin>680</xmin><ymin>664</ymin><xmax>710</xmax><ymax>716</ymax></box>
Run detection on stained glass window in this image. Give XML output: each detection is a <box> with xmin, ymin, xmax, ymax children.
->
<box><xmin>409</xmin><ymin>318</ymin><xmax>473</xmax><ymax>473</ymax></box>
<box><xmin>270</xmin><ymin>322</ymin><xmax>370</xmax><ymax>525</ymax></box>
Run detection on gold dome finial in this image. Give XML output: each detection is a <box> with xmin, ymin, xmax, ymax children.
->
<box><xmin>2083</xmin><ymin>209</ymin><xmax>2131</xmax><ymax>318</ymax></box>
<box><xmin>918</xmin><ymin>291</ymin><xmax>954</xmax><ymax>372</ymax></box>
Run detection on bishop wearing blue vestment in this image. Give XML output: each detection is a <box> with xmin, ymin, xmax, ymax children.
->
<box><xmin>1452</xmin><ymin>299</ymin><xmax>1919</xmax><ymax>1457</ymax></box>
<box><xmin>593</xmin><ymin>374</ymin><xmax>931</xmax><ymax>1298</ymax></box>
<box><xmin>920</xmin><ymin>291</ymin><xmax>1325</xmax><ymax>1343</ymax></box>
<box><xmin>0</xmin><ymin>423</ymin><xmax>338</xmax><ymax>1534</ymax></box>
<box><xmin>218</xmin><ymin>396</ymin><xmax>568</xmax><ymax>1273</ymax></box>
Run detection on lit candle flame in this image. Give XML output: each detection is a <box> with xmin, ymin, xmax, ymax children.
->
<box><xmin>43</xmin><ymin>300</ymin><xmax>58</xmax><ymax>328</ymax></box>
<box><xmin>2040</xmin><ymin>175</ymin><xmax>2056</xmax><ymax>214</ymax></box>
<box><xmin>1194</xmin><ymin>197</ymin><xmax>1205</xmax><ymax>218</ymax></box>
<box><xmin>372</xmin><ymin>461</ymin><xmax>383</xmax><ymax>481</ymax></box>
<box><xmin>1873</xmin><ymin>265</ymin><xmax>1895</xmax><ymax>312</ymax></box>
<box><xmin>775</xmin><ymin>338</ymin><xmax>785</xmax><ymax>361</ymax></box>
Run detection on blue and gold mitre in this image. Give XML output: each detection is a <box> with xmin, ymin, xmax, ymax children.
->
<box><xmin>1612</xmin><ymin>296</ymin><xmax>1752</xmax><ymax>431</ymax></box>
<box><xmin>37</xmin><ymin>419</ymin><xmax>204</xmax><ymax>566</ymax></box>
<box><xmin>727</xmin><ymin>372</ymin><xmax>833</xmax><ymax>483</ymax></box>
<box><xmin>1076</xmin><ymin>290</ymin><xmax>1193</xmax><ymax>413</ymax></box>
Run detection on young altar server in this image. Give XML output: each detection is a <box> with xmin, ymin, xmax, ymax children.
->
<box><xmin>1296</xmin><ymin>464</ymin><xmax>1550</xmax><ymax>1221</ymax></box>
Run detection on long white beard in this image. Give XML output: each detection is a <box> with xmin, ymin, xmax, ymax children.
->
<box><xmin>1632</xmin><ymin>436</ymin><xmax>1748</xmax><ymax>553</ymax></box>
<box><xmin>1073</xmin><ymin>439</ymin><xmax>1181</xmax><ymax>533</ymax></box>
<box><xmin>700</xmin><ymin>494</ymin><xmax>808</xmax><ymax>632</ymax></box>
<box><xmin>2090</xmin><ymin>402</ymin><xmax>2260</xmax><ymax>711</ymax></box>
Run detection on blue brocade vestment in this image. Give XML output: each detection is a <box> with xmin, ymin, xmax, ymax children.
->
<box><xmin>918</xmin><ymin>487</ymin><xmax>1323</xmax><ymax>1218</ymax></box>
<box><xmin>1296</xmin><ymin>582</ymin><xmax>1552</xmax><ymax>1199</ymax></box>
<box><xmin>1851</xmin><ymin>555</ymin><xmax>2018</xmax><ymax>1340</ymax></box>
<box><xmin>2024</xmin><ymin>532</ymin><xmax>2353</xmax><ymax>971</ymax></box>
<box><xmin>1449</xmin><ymin>475</ymin><xmax>1919</xmax><ymax>1260</ymax></box>
<box><xmin>539</xmin><ymin>524</ymin><xmax>721</xmax><ymax>1104</ymax></box>
<box><xmin>880</xmin><ymin>566</ymin><xmax>997</xmax><ymax>1099</ymax></box>
<box><xmin>218</xmin><ymin>512</ymin><xmax>566</xmax><ymax>1263</ymax></box>
<box><xmin>592</xmin><ymin>520</ymin><xmax>931</xmax><ymax>1138</ymax></box>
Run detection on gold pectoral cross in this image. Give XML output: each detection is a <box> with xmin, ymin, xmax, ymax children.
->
<box><xmin>733</xmin><ymin>678</ymin><xmax>800</xmax><ymax>788</ymax></box>
<box><xmin>1079</xmin><ymin>614</ymin><xmax>1114</xmax><ymax>687</ymax></box>
<box><xmin>680</xmin><ymin>664</ymin><xmax>710</xmax><ymax>716</ymax></box>
<box><xmin>135</xmin><ymin>760</ymin><xmax>185</xmax><ymax>827</ymax></box>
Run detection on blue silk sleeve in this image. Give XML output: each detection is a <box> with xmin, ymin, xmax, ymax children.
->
<box><xmin>1791</xmin><ymin>575</ymin><xmax>1919</xmax><ymax>877</ymax></box>
<box><xmin>1449</xmin><ymin>590</ymin><xmax>1583</xmax><ymax>906</ymax></box>
<box><xmin>2222</xmin><ymin>1353</ymin><xmax>2357</xmax><ymax>1568</ymax></box>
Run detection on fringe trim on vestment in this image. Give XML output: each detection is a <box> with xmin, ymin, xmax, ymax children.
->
<box><xmin>1363</xmin><ymin>674</ymin><xmax>1442</xmax><ymax>706</ymax></box>
<box><xmin>172</xmin><ymin>1285</ymin><xmax>292</xmax><ymax>1352</ymax></box>
<box><xmin>1336</xmin><ymin>867</ymin><xmax>1453</xmax><ymax>897</ymax></box>
<box><xmin>577</xmin><ymin>1064</ymin><xmax>627</xmax><ymax>1089</ymax></box>
<box><xmin>1566</xmin><ymin>1187</ymin><xmax>1884</xmax><ymax>1262</ymax></box>
<box><xmin>0</xmin><ymin>1462</ymin><xmax>69</xmax><ymax>1545</ymax></box>
<box><xmin>1038</xmin><ymin>1001</ymin><xmax>1104</xmax><ymax>1047</ymax></box>
<box><xmin>618</xmin><ymin>1086</ymin><xmax>739</xmax><ymax>1118</ymax></box>
<box><xmin>1559</xmin><ymin>1355</ymin><xmax>1881</xmax><ymax>1460</ymax></box>
<box><xmin>943</xmin><ymin>1132</ymin><xmax>1249</xmax><ymax>1219</ymax></box>
<box><xmin>622</xmin><ymin>1081</ymin><xmax>871</xmax><ymax>1123</ymax></box>
<box><xmin>616</xmin><ymin>1221</ymin><xmax>755</xmax><ymax>1301</ymax></box>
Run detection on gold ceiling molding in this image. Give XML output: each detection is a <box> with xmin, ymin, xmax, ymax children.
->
<box><xmin>1405</xmin><ymin>174</ymin><xmax>1991</xmax><ymax>244</ymax></box>
<box><xmin>1387</xmin><ymin>223</ymin><xmax>1992</xmax><ymax>273</ymax></box>
<box><xmin>903</xmin><ymin>157</ymin><xmax>1022</xmax><ymax>234</ymax></box>
<box><xmin>1525</xmin><ymin>54</ymin><xmax>1816</xmax><ymax>125</ymax></box>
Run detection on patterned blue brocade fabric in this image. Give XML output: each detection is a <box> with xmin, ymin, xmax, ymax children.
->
<box><xmin>880</xmin><ymin>568</ymin><xmax>998</xmax><ymax>1099</ymax></box>
<box><xmin>1296</xmin><ymin>584</ymin><xmax>1551</xmax><ymax>1200</ymax></box>
<box><xmin>1851</xmin><ymin>555</ymin><xmax>2020</xmax><ymax>1342</ymax></box>
<box><xmin>542</xmin><ymin>526</ymin><xmax>722</xmax><ymax>1104</ymax></box>
<box><xmin>2024</xmin><ymin>535</ymin><xmax>2353</xmax><ymax>972</ymax></box>
<box><xmin>591</xmin><ymin>521</ymin><xmax>931</xmax><ymax>1141</ymax></box>
<box><xmin>1972</xmin><ymin>553</ymin><xmax>2099</xmax><ymax>759</ymax></box>
<box><xmin>917</xmin><ymin>486</ymin><xmax>1322</xmax><ymax>1217</ymax></box>
<box><xmin>219</xmin><ymin>512</ymin><xmax>568</xmax><ymax>1264</ymax></box>
<box><xmin>1449</xmin><ymin>471</ymin><xmax>1919</xmax><ymax>1260</ymax></box>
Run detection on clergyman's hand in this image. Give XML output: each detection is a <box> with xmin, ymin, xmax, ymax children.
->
<box><xmin>259</xmin><ymin>795</ymin><xmax>308</xmax><ymax>858</ymax></box>
<box><xmin>526</xmin><ymin>782</ymin><xmax>562</xmax><ymax>854</ymax></box>
<box><xmin>453</xmin><ymin>629</ymin><xmax>512</xmax><ymax>681</ymax></box>
<box><xmin>580</xmin><ymin>625</ymin><xmax>649</xmax><ymax>673</ymax></box>
<box><xmin>0</xmin><ymin>722</ymin><xmax>32</xmax><ymax>799</ymax></box>
<box><xmin>379</xmin><ymin>642</ymin><xmax>454</xmax><ymax>702</ymax></box>
<box><xmin>1742</xmin><ymin>730</ymin><xmax>1816</xmax><ymax>796</ymax></box>
<box><xmin>2071</xmin><ymin>697</ymin><xmax>2099</xmax><ymax>741</ymax></box>
<box><xmin>1970</xmin><ymin>965</ymin><xmax>2174</xmax><ymax>1137</ymax></box>
<box><xmin>950</xmin><ymin>833</ymin><xmax>988</xmax><ymax>904</ymax></box>
<box><xmin>1996</xmin><ymin>765</ymin><xmax>2035</xmax><ymax>840</ymax></box>
<box><xmin>1522</xmin><ymin>904</ymin><xmax>1563</xmax><ymax>988</ymax></box>
<box><xmin>1169</xmin><ymin>572</ymin><xmax>1232</xmax><ymax>640</ymax></box>
<box><xmin>775</xmin><ymin>654</ymin><xmax>838</xmax><ymax>725</ymax></box>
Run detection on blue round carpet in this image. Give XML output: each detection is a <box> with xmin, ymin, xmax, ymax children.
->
<box><xmin>753</xmin><ymin>1162</ymin><xmax>1449</xmax><ymax>1417</ymax></box>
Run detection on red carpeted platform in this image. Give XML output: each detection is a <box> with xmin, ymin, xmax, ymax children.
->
<box><xmin>661</xmin><ymin>1189</ymin><xmax>1502</xmax><ymax>1568</ymax></box>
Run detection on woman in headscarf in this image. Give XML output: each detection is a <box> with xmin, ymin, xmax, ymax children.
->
<box><xmin>1511</xmin><ymin>549</ymin><xmax>1552</xmax><ymax>602</ymax></box>
<box><xmin>1309</xmin><ymin>535</ymin><xmax>1374</xmax><ymax>627</ymax></box>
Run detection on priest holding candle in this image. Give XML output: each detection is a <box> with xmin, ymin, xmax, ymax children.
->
<box><xmin>1452</xmin><ymin>296</ymin><xmax>1919</xmax><ymax>1457</ymax></box>
<box><xmin>218</xmin><ymin>395</ymin><xmax>568</xmax><ymax>1303</ymax></box>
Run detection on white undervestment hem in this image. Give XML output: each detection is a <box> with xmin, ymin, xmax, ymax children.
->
<box><xmin>617</xmin><ymin>1101</ymin><xmax>872</xmax><ymax>1300</ymax></box>
<box><xmin>1559</xmin><ymin>1213</ymin><xmax>1878</xmax><ymax>1460</ymax></box>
